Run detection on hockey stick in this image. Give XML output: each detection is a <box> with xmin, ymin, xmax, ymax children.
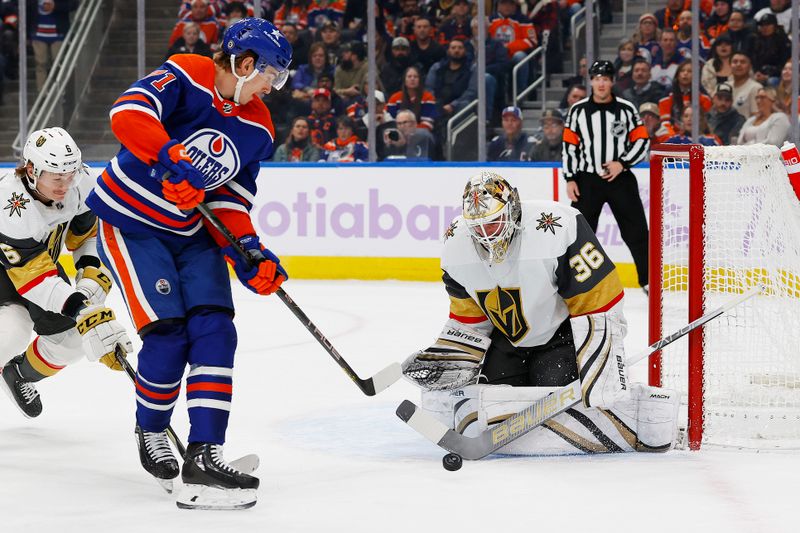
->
<box><xmin>114</xmin><ymin>345</ymin><xmax>187</xmax><ymax>458</ymax></box>
<box><xmin>396</xmin><ymin>285</ymin><xmax>763</xmax><ymax>460</ymax></box>
<box><xmin>112</xmin><ymin>346</ymin><xmax>260</xmax><ymax>475</ymax></box>
<box><xmin>195</xmin><ymin>202</ymin><xmax>402</xmax><ymax>396</ymax></box>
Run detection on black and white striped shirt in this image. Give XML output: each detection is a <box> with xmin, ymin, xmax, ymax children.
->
<box><xmin>561</xmin><ymin>96</ymin><xmax>650</xmax><ymax>180</ymax></box>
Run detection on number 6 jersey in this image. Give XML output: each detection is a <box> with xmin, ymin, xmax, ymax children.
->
<box><xmin>442</xmin><ymin>201</ymin><xmax>624</xmax><ymax>347</ymax></box>
<box><xmin>0</xmin><ymin>168</ymin><xmax>98</xmax><ymax>313</ymax></box>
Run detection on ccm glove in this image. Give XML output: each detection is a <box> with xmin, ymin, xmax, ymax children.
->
<box><xmin>223</xmin><ymin>234</ymin><xmax>287</xmax><ymax>295</ymax></box>
<box><xmin>75</xmin><ymin>265</ymin><xmax>113</xmax><ymax>306</ymax></box>
<box><xmin>75</xmin><ymin>305</ymin><xmax>133</xmax><ymax>371</ymax></box>
<box><xmin>154</xmin><ymin>139</ymin><xmax>205</xmax><ymax>210</ymax></box>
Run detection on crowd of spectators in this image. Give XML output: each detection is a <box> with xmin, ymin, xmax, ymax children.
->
<box><xmin>606</xmin><ymin>0</ymin><xmax>797</xmax><ymax>148</ymax></box>
<box><xmin>163</xmin><ymin>0</ymin><xmax>594</xmax><ymax>162</ymax></box>
<box><xmin>0</xmin><ymin>1</ymin><xmax>793</xmax><ymax>161</ymax></box>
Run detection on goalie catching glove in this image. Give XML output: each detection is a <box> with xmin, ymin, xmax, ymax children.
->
<box><xmin>402</xmin><ymin>320</ymin><xmax>491</xmax><ymax>391</ymax></box>
<box><xmin>75</xmin><ymin>305</ymin><xmax>133</xmax><ymax>371</ymax></box>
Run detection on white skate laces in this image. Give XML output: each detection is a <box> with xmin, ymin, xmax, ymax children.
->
<box><xmin>209</xmin><ymin>445</ymin><xmax>242</xmax><ymax>474</ymax></box>
<box><xmin>142</xmin><ymin>431</ymin><xmax>174</xmax><ymax>463</ymax></box>
<box><xmin>18</xmin><ymin>382</ymin><xmax>39</xmax><ymax>404</ymax></box>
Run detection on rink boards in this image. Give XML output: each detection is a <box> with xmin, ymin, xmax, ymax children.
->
<box><xmin>61</xmin><ymin>162</ymin><xmax>650</xmax><ymax>288</ymax></box>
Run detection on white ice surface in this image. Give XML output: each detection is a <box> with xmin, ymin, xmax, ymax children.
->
<box><xmin>1</xmin><ymin>281</ymin><xmax>797</xmax><ymax>533</ymax></box>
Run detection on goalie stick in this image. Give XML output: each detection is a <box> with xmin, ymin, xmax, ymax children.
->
<box><xmin>396</xmin><ymin>286</ymin><xmax>763</xmax><ymax>460</ymax></box>
<box><xmin>113</xmin><ymin>346</ymin><xmax>260</xmax><ymax>492</ymax></box>
<box><xmin>195</xmin><ymin>202</ymin><xmax>401</xmax><ymax>396</ymax></box>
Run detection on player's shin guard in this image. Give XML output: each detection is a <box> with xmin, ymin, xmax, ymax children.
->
<box><xmin>135</xmin><ymin>322</ymin><xmax>189</xmax><ymax>432</ymax></box>
<box><xmin>185</xmin><ymin>308</ymin><xmax>237</xmax><ymax>445</ymax></box>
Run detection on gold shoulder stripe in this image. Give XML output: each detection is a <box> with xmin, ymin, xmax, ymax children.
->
<box><xmin>449</xmin><ymin>295</ymin><xmax>486</xmax><ymax>319</ymax></box>
<box><xmin>6</xmin><ymin>251</ymin><xmax>57</xmax><ymax>291</ymax></box>
<box><xmin>65</xmin><ymin>219</ymin><xmax>98</xmax><ymax>252</ymax></box>
<box><xmin>564</xmin><ymin>269</ymin><xmax>624</xmax><ymax>317</ymax></box>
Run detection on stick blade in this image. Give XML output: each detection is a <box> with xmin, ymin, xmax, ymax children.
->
<box><xmin>396</xmin><ymin>400</ymin><xmax>450</xmax><ymax>445</ymax></box>
<box><xmin>365</xmin><ymin>362</ymin><xmax>403</xmax><ymax>396</ymax></box>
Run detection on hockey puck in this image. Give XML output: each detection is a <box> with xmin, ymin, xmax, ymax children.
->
<box><xmin>442</xmin><ymin>453</ymin><xmax>463</xmax><ymax>471</ymax></box>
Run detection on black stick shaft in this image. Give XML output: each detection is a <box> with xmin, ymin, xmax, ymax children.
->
<box><xmin>114</xmin><ymin>346</ymin><xmax>187</xmax><ymax>458</ymax></box>
<box><xmin>195</xmin><ymin>203</ymin><xmax>378</xmax><ymax>395</ymax></box>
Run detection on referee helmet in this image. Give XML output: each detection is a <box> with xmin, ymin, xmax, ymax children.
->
<box><xmin>589</xmin><ymin>60</ymin><xmax>615</xmax><ymax>80</ymax></box>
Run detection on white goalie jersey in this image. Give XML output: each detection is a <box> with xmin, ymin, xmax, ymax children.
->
<box><xmin>441</xmin><ymin>200</ymin><xmax>624</xmax><ymax>348</ymax></box>
<box><xmin>0</xmin><ymin>167</ymin><xmax>99</xmax><ymax>314</ymax></box>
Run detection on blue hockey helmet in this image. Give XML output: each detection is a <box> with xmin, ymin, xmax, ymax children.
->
<box><xmin>223</xmin><ymin>18</ymin><xmax>292</xmax><ymax>86</ymax></box>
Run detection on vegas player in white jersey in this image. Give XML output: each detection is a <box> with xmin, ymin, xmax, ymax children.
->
<box><xmin>0</xmin><ymin>128</ymin><xmax>132</xmax><ymax>419</ymax></box>
<box><xmin>402</xmin><ymin>172</ymin><xmax>679</xmax><ymax>454</ymax></box>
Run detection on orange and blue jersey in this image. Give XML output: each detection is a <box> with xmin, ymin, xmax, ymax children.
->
<box><xmin>386</xmin><ymin>90</ymin><xmax>437</xmax><ymax>131</ymax></box>
<box><xmin>307</xmin><ymin>0</ymin><xmax>346</xmax><ymax>29</ymax></box>
<box><xmin>86</xmin><ymin>54</ymin><xmax>275</xmax><ymax>242</ymax></box>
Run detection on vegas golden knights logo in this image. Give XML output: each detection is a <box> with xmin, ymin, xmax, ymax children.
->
<box><xmin>475</xmin><ymin>287</ymin><xmax>530</xmax><ymax>344</ymax></box>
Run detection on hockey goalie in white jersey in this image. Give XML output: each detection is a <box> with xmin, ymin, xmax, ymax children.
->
<box><xmin>402</xmin><ymin>172</ymin><xmax>679</xmax><ymax>455</ymax></box>
<box><xmin>0</xmin><ymin>128</ymin><xmax>132</xmax><ymax>418</ymax></box>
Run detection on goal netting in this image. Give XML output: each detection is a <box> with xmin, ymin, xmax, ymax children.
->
<box><xmin>650</xmin><ymin>144</ymin><xmax>800</xmax><ymax>450</ymax></box>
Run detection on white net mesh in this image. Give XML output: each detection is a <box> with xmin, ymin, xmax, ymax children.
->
<box><xmin>656</xmin><ymin>144</ymin><xmax>800</xmax><ymax>449</ymax></box>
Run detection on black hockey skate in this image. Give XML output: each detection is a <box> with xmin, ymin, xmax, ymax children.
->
<box><xmin>0</xmin><ymin>355</ymin><xmax>43</xmax><ymax>418</ymax></box>
<box><xmin>177</xmin><ymin>442</ymin><xmax>259</xmax><ymax>510</ymax></box>
<box><xmin>135</xmin><ymin>424</ymin><xmax>180</xmax><ymax>493</ymax></box>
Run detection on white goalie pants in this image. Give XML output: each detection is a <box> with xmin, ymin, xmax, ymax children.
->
<box><xmin>421</xmin><ymin>382</ymin><xmax>680</xmax><ymax>455</ymax></box>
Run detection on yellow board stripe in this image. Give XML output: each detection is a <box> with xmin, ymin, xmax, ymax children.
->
<box><xmin>57</xmin><ymin>255</ymin><xmax>645</xmax><ymax>287</ymax></box>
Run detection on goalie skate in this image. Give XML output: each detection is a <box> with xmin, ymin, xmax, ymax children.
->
<box><xmin>176</xmin><ymin>443</ymin><xmax>259</xmax><ymax>510</ymax></box>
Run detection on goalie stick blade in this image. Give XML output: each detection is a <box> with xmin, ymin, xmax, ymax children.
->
<box><xmin>397</xmin><ymin>381</ymin><xmax>582</xmax><ymax>461</ymax></box>
<box><xmin>362</xmin><ymin>362</ymin><xmax>403</xmax><ymax>396</ymax></box>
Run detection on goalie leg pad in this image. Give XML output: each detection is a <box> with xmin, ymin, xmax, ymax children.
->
<box><xmin>621</xmin><ymin>383</ymin><xmax>680</xmax><ymax>452</ymax></box>
<box><xmin>570</xmin><ymin>310</ymin><xmax>629</xmax><ymax>409</ymax></box>
<box><xmin>403</xmin><ymin>320</ymin><xmax>491</xmax><ymax>391</ymax></box>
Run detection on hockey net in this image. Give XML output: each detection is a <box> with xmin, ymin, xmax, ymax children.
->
<box><xmin>649</xmin><ymin>144</ymin><xmax>800</xmax><ymax>450</ymax></box>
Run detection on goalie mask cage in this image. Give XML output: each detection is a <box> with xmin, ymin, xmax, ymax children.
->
<box><xmin>649</xmin><ymin>143</ymin><xmax>800</xmax><ymax>450</ymax></box>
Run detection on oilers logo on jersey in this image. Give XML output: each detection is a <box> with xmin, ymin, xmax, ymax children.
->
<box><xmin>182</xmin><ymin>129</ymin><xmax>241</xmax><ymax>190</ymax></box>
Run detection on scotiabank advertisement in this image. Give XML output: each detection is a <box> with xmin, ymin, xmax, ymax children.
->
<box><xmin>251</xmin><ymin>163</ymin><xmax>649</xmax><ymax>265</ymax></box>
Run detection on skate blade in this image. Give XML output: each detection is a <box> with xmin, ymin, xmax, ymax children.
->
<box><xmin>0</xmin><ymin>371</ymin><xmax>34</xmax><ymax>420</ymax></box>
<box><xmin>157</xmin><ymin>477</ymin><xmax>174</xmax><ymax>494</ymax></box>
<box><xmin>176</xmin><ymin>484</ymin><xmax>257</xmax><ymax>510</ymax></box>
<box><xmin>230</xmin><ymin>454</ymin><xmax>259</xmax><ymax>474</ymax></box>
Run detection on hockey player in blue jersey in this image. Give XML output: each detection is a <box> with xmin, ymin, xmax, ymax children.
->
<box><xmin>85</xmin><ymin>18</ymin><xmax>292</xmax><ymax>509</ymax></box>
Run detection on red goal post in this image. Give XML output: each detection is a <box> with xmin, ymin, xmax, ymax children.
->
<box><xmin>648</xmin><ymin>143</ymin><xmax>800</xmax><ymax>451</ymax></box>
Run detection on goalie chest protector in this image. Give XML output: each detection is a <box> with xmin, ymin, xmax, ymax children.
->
<box><xmin>441</xmin><ymin>201</ymin><xmax>583</xmax><ymax>348</ymax></box>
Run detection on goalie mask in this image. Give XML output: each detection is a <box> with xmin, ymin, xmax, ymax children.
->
<box><xmin>462</xmin><ymin>172</ymin><xmax>522</xmax><ymax>263</ymax></box>
<box><xmin>22</xmin><ymin>127</ymin><xmax>82</xmax><ymax>190</ymax></box>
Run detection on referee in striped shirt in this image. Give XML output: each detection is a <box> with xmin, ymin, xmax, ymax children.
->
<box><xmin>562</xmin><ymin>60</ymin><xmax>651</xmax><ymax>292</ymax></box>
